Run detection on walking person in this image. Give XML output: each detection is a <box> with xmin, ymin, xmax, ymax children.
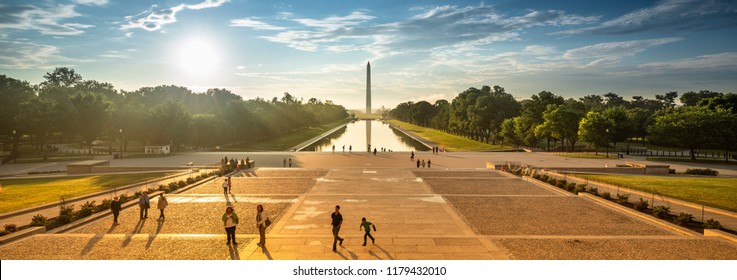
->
<box><xmin>283</xmin><ymin>158</ymin><xmax>287</xmax><ymax>167</ymax></box>
<box><xmin>332</xmin><ymin>145</ymin><xmax>335</xmax><ymax>153</ymax></box>
<box><xmin>416</xmin><ymin>159</ymin><xmax>420</xmax><ymax>168</ymax></box>
<box><xmin>422</xmin><ymin>159</ymin><xmax>426</xmax><ymax>168</ymax></box>
<box><xmin>342</xmin><ymin>145</ymin><xmax>345</xmax><ymax>152</ymax></box>
<box><xmin>111</xmin><ymin>196</ymin><xmax>121</xmax><ymax>225</ymax></box>
<box><xmin>428</xmin><ymin>159</ymin><xmax>432</xmax><ymax>168</ymax></box>
<box><xmin>256</xmin><ymin>204</ymin><xmax>269</xmax><ymax>246</ymax></box>
<box><xmin>331</xmin><ymin>205</ymin><xmax>344</xmax><ymax>252</ymax></box>
<box><xmin>359</xmin><ymin>217</ymin><xmax>376</xmax><ymax>246</ymax></box>
<box><xmin>222</xmin><ymin>178</ymin><xmax>229</xmax><ymax>195</ymax></box>
<box><xmin>227</xmin><ymin>176</ymin><xmax>233</xmax><ymax>194</ymax></box>
<box><xmin>410</xmin><ymin>151</ymin><xmax>414</xmax><ymax>160</ymax></box>
<box><xmin>157</xmin><ymin>194</ymin><xmax>168</xmax><ymax>221</ymax></box>
<box><xmin>349</xmin><ymin>145</ymin><xmax>352</xmax><ymax>153</ymax></box>
<box><xmin>222</xmin><ymin>206</ymin><xmax>239</xmax><ymax>245</ymax></box>
<box><xmin>288</xmin><ymin>158</ymin><xmax>292</xmax><ymax>167</ymax></box>
<box><xmin>373</xmin><ymin>148</ymin><xmax>377</xmax><ymax>156</ymax></box>
<box><xmin>138</xmin><ymin>191</ymin><xmax>150</xmax><ymax>219</ymax></box>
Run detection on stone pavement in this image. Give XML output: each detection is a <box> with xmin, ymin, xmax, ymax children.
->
<box><xmin>2</xmin><ymin>166</ymin><xmax>736</xmax><ymax>260</ymax></box>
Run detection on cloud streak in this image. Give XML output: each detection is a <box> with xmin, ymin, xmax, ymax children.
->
<box><xmin>0</xmin><ymin>4</ymin><xmax>94</xmax><ymax>35</ymax></box>
<box><xmin>558</xmin><ymin>0</ymin><xmax>737</xmax><ymax>35</ymax></box>
<box><xmin>234</xmin><ymin>4</ymin><xmax>599</xmax><ymax>57</ymax></box>
<box><xmin>121</xmin><ymin>0</ymin><xmax>229</xmax><ymax>31</ymax></box>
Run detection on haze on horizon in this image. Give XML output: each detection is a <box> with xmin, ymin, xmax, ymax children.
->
<box><xmin>1</xmin><ymin>0</ymin><xmax>736</xmax><ymax>109</ymax></box>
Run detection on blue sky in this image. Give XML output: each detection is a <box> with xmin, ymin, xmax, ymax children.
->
<box><xmin>1</xmin><ymin>0</ymin><xmax>736</xmax><ymax>109</ymax></box>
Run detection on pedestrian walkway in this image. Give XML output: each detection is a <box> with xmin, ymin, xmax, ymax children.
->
<box><xmin>1</xmin><ymin>167</ymin><xmax>736</xmax><ymax>259</ymax></box>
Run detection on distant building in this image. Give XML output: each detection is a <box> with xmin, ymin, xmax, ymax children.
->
<box><xmin>145</xmin><ymin>145</ymin><xmax>171</xmax><ymax>154</ymax></box>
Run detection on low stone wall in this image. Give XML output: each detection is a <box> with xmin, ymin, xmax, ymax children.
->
<box><xmin>90</xmin><ymin>166</ymin><xmax>194</xmax><ymax>173</ymax></box>
<box><xmin>67</xmin><ymin>160</ymin><xmax>110</xmax><ymax>174</ymax></box>
<box><xmin>544</xmin><ymin>167</ymin><xmax>647</xmax><ymax>175</ymax></box>
<box><xmin>0</xmin><ymin>226</ymin><xmax>45</xmax><ymax>245</ymax></box>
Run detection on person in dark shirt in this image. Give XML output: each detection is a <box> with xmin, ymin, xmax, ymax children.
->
<box><xmin>359</xmin><ymin>217</ymin><xmax>375</xmax><ymax>246</ymax></box>
<box><xmin>111</xmin><ymin>196</ymin><xmax>122</xmax><ymax>225</ymax></box>
<box><xmin>331</xmin><ymin>205</ymin><xmax>344</xmax><ymax>252</ymax></box>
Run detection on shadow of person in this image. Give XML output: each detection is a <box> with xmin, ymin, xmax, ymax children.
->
<box><xmin>122</xmin><ymin>219</ymin><xmax>145</xmax><ymax>247</ymax></box>
<box><xmin>229</xmin><ymin>194</ymin><xmax>238</xmax><ymax>203</ymax></box>
<box><xmin>260</xmin><ymin>244</ymin><xmax>273</xmax><ymax>260</ymax></box>
<box><xmin>106</xmin><ymin>223</ymin><xmax>117</xmax><ymax>234</ymax></box>
<box><xmin>145</xmin><ymin>219</ymin><xmax>164</xmax><ymax>249</ymax></box>
<box><xmin>79</xmin><ymin>234</ymin><xmax>104</xmax><ymax>256</ymax></box>
<box><xmin>228</xmin><ymin>244</ymin><xmax>241</xmax><ymax>260</ymax></box>
<box><xmin>373</xmin><ymin>244</ymin><xmax>395</xmax><ymax>260</ymax></box>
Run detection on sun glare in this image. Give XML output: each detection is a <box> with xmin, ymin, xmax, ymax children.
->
<box><xmin>175</xmin><ymin>38</ymin><xmax>220</xmax><ymax>77</ymax></box>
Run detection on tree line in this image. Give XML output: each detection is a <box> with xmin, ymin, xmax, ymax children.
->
<box><xmin>0</xmin><ymin>68</ymin><xmax>348</xmax><ymax>155</ymax></box>
<box><xmin>389</xmin><ymin>86</ymin><xmax>737</xmax><ymax>160</ymax></box>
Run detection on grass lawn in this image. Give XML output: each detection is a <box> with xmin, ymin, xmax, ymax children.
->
<box><xmin>387</xmin><ymin>120</ymin><xmax>511</xmax><ymax>151</ymax></box>
<box><xmin>229</xmin><ymin>120</ymin><xmax>349</xmax><ymax>151</ymax></box>
<box><xmin>0</xmin><ymin>172</ymin><xmax>172</xmax><ymax>214</ymax></box>
<box><xmin>574</xmin><ymin>174</ymin><xmax>737</xmax><ymax>212</ymax></box>
<box><xmin>646</xmin><ymin>157</ymin><xmax>737</xmax><ymax>166</ymax></box>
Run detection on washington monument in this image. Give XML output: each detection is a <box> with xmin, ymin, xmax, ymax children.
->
<box><xmin>366</xmin><ymin>61</ymin><xmax>371</xmax><ymax>114</ymax></box>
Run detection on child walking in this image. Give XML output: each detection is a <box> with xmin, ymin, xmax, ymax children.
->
<box><xmin>359</xmin><ymin>217</ymin><xmax>376</xmax><ymax>246</ymax></box>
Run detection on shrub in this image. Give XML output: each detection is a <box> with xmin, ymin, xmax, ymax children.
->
<box><xmin>601</xmin><ymin>192</ymin><xmax>612</xmax><ymax>200</ymax></box>
<box><xmin>134</xmin><ymin>191</ymin><xmax>142</xmax><ymax>197</ymax></box>
<box><xmin>100</xmin><ymin>198</ymin><xmax>112</xmax><ymax>210</ymax></box>
<box><xmin>555</xmin><ymin>180</ymin><xmax>567</xmax><ymax>188</ymax></box>
<box><xmin>177</xmin><ymin>180</ymin><xmax>186</xmax><ymax>187</ymax></box>
<box><xmin>633</xmin><ymin>198</ymin><xmax>649</xmax><ymax>211</ymax></box>
<box><xmin>4</xmin><ymin>224</ymin><xmax>17</xmax><ymax>232</ymax></box>
<box><xmin>119</xmin><ymin>193</ymin><xmax>130</xmax><ymax>203</ymax></box>
<box><xmin>684</xmin><ymin>168</ymin><xmax>718</xmax><ymax>176</ymax></box>
<box><xmin>615</xmin><ymin>193</ymin><xmax>630</xmax><ymax>204</ymax></box>
<box><xmin>158</xmin><ymin>184</ymin><xmax>167</xmax><ymax>191</ymax></box>
<box><xmin>703</xmin><ymin>219</ymin><xmax>723</xmax><ymax>230</ymax></box>
<box><xmin>77</xmin><ymin>201</ymin><xmax>97</xmax><ymax>218</ymax></box>
<box><xmin>673</xmin><ymin>212</ymin><xmax>693</xmax><ymax>226</ymax></box>
<box><xmin>168</xmin><ymin>182</ymin><xmax>178</xmax><ymax>190</ymax></box>
<box><xmin>668</xmin><ymin>168</ymin><xmax>676</xmax><ymax>174</ymax></box>
<box><xmin>653</xmin><ymin>205</ymin><xmax>670</xmax><ymax>218</ymax></box>
<box><xmin>572</xmin><ymin>184</ymin><xmax>587</xmax><ymax>194</ymax></box>
<box><xmin>539</xmin><ymin>175</ymin><xmax>549</xmax><ymax>182</ymax></box>
<box><xmin>0</xmin><ymin>230</ymin><xmax>8</xmax><ymax>236</ymax></box>
<box><xmin>186</xmin><ymin>177</ymin><xmax>195</xmax><ymax>184</ymax></box>
<box><xmin>586</xmin><ymin>187</ymin><xmax>598</xmax><ymax>195</ymax></box>
<box><xmin>30</xmin><ymin>214</ymin><xmax>48</xmax><ymax>226</ymax></box>
<box><xmin>58</xmin><ymin>203</ymin><xmax>76</xmax><ymax>224</ymax></box>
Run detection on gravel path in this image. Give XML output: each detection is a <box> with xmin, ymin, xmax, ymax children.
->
<box><xmin>184</xmin><ymin>177</ymin><xmax>316</xmax><ymax>194</ymax></box>
<box><xmin>71</xmin><ymin>195</ymin><xmax>295</xmax><ymax>234</ymax></box>
<box><xmin>495</xmin><ymin>238</ymin><xmax>737</xmax><ymax>260</ymax></box>
<box><xmin>0</xmin><ymin>235</ymin><xmax>250</xmax><ymax>260</ymax></box>
<box><xmin>424</xmin><ymin>178</ymin><xmax>557</xmax><ymax>195</ymax></box>
<box><xmin>444</xmin><ymin>196</ymin><xmax>674</xmax><ymax>236</ymax></box>
<box><xmin>413</xmin><ymin>171</ymin><xmax>505</xmax><ymax>178</ymax></box>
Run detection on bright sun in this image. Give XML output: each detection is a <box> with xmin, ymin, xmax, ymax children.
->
<box><xmin>175</xmin><ymin>38</ymin><xmax>220</xmax><ymax>77</ymax></box>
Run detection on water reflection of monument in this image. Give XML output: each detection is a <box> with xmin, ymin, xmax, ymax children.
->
<box><xmin>366</xmin><ymin>119</ymin><xmax>371</xmax><ymax>152</ymax></box>
<box><xmin>366</xmin><ymin>61</ymin><xmax>372</xmax><ymax>151</ymax></box>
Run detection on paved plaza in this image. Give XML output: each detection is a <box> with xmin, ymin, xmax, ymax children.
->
<box><xmin>1</xmin><ymin>154</ymin><xmax>736</xmax><ymax>259</ymax></box>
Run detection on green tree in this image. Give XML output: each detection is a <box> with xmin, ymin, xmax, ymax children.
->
<box><xmin>648</xmin><ymin>106</ymin><xmax>734</xmax><ymax>160</ymax></box>
<box><xmin>602</xmin><ymin>106</ymin><xmax>632</xmax><ymax>149</ymax></box>
<box><xmin>518</xmin><ymin>91</ymin><xmax>564</xmax><ymax>149</ymax></box>
<box><xmin>148</xmin><ymin>101</ymin><xmax>191</xmax><ymax>150</ymax></box>
<box><xmin>578</xmin><ymin>111</ymin><xmax>614</xmax><ymax>154</ymax></box>
<box><xmin>680</xmin><ymin>90</ymin><xmax>720</xmax><ymax>107</ymax></box>
<box><xmin>500</xmin><ymin>117</ymin><xmax>522</xmax><ymax>148</ymax></box>
<box><xmin>69</xmin><ymin>92</ymin><xmax>112</xmax><ymax>153</ymax></box>
<box><xmin>535</xmin><ymin>102</ymin><xmax>585</xmax><ymax>152</ymax></box>
<box><xmin>0</xmin><ymin>75</ymin><xmax>35</xmax><ymax>137</ymax></box>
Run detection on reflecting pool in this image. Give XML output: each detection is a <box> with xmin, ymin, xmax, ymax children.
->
<box><xmin>301</xmin><ymin>120</ymin><xmax>430</xmax><ymax>152</ymax></box>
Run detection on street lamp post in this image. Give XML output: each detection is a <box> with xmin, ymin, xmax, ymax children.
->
<box><xmin>605</xmin><ymin>128</ymin><xmax>609</xmax><ymax>158</ymax></box>
<box><xmin>119</xmin><ymin>128</ymin><xmax>123</xmax><ymax>159</ymax></box>
<box><xmin>12</xmin><ymin>130</ymin><xmax>17</xmax><ymax>157</ymax></box>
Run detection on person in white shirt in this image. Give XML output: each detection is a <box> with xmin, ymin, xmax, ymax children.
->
<box><xmin>256</xmin><ymin>204</ymin><xmax>269</xmax><ymax>246</ymax></box>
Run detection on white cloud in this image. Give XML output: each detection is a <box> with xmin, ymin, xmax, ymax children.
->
<box><xmin>0</xmin><ymin>40</ymin><xmax>86</xmax><ymax>69</ymax></box>
<box><xmin>244</xmin><ymin>4</ymin><xmax>598</xmax><ymax>56</ymax></box>
<box><xmin>640</xmin><ymin>52</ymin><xmax>737</xmax><ymax>70</ymax></box>
<box><xmin>563</xmin><ymin>38</ymin><xmax>682</xmax><ymax>60</ymax></box>
<box><xmin>73</xmin><ymin>0</ymin><xmax>108</xmax><ymax>6</ymax></box>
<box><xmin>524</xmin><ymin>45</ymin><xmax>557</xmax><ymax>55</ymax></box>
<box><xmin>121</xmin><ymin>0</ymin><xmax>229</xmax><ymax>31</ymax></box>
<box><xmin>230</xmin><ymin>18</ymin><xmax>287</xmax><ymax>30</ymax></box>
<box><xmin>558</xmin><ymin>0</ymin><xmax>737</xmax><ymax>35</ymax></box>
<box><xmin>0</xmin><ymin>4</ymin><xmax>94</xmax><ymax>35</ymax></box>
<box><xmin>187</xmin><ymin>0</ymin><xmax>229</xmax><ymax>10</ymax></box>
